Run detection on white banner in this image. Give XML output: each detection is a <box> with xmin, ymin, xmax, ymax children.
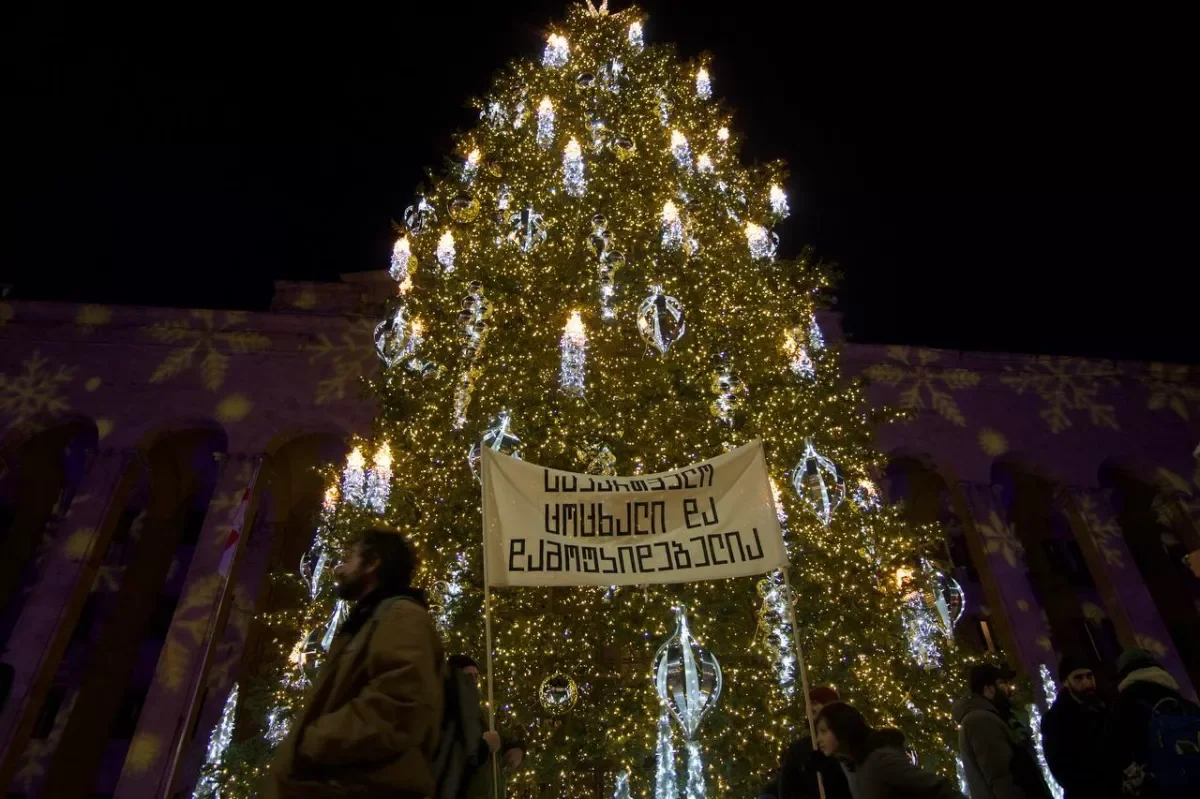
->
<box><xmin>482</xmin><ymin>440</ymin><xmax>787</xmax><ymax>587</ymax></box>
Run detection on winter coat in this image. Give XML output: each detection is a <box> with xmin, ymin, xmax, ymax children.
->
<box><xmin>953</xmin><ymin>694</ymin><xmax>1052</xmax><ymax>799</ymax></box>
<box><xmin>1042</xmin><ymin>691</ymin><xmax>1112</xmax><ymax>799</ymax></box>
<box><xmin>266</xmin><ymin>595</ymin><xmax>445</xmax><ymax>799</ymax></box>
<box><xmin>1107</xmin><ymin>666</ymin><xmax>1199</xmax><ymax>797</ymax></box>
<box><xmin>761</xmin><ymin>735</ymin><xmax>852</xmax><ymax>799</ymax></box>
<box><xmin>848</xmin><ymin>730</ymin><xmax>966</xmax><ymax>799</ymax></box>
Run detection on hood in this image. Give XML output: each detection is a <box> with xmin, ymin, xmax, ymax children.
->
<box><xmin>952</xmin><ymin>694</ymin><xmax>997</xmax><ymax>723</ymax></box>
<box><xmin>1119</xmin><ymin>666</ymin><xmax>1180</xmax><ymax>694</ymax></box>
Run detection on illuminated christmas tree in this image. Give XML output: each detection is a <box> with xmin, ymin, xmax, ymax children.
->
<box><xmin>207</xmin><ymin>3</ymin><xmax>974</xmax><ymax>796</ymax></box>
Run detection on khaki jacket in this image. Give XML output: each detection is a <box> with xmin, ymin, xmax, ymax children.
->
<box><xmin>267</xmin><ymin>596</ymin><xmax>445</xmax><ymax>799</ymax></box>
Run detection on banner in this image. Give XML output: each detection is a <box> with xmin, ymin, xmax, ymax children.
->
<box><xmin>482</xmin><ymin>440</ymin><xmax>787</xmax><ymax>587</ymax></box>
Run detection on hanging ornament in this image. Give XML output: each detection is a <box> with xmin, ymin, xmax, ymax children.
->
<box><xmin>468</xmin><ymin>411</ymin><xmax>522</xmax><ymax>480</ymax></box>
<box><xmin>925</xmin><ymin>559</ymin><xmax>966</xmax><ymax>634</ymax></box>
<box><xmin>710</xmin><ymin>372</ymin><xmax>746</xmax><ymax>426</ymax></box>
<box><xmin>587</xmin><ymin>213</ymin><xmax>612</xmax><ymax>257</ymax></box>
<box><xmin>670</xmin><ymin>130</ymin><xmax>692</xmax><ymax>170</ymax></box>
<box><xmin>696</xmin><ymin>153</ymin><xmax>714</xmax><ymax>173</ymax></box>
<box><xmin>539</xmin><ymin>672</ymin><xmax>579</xmax><ymax>715</ymax></box>
<box><xmin>560</xmin><ymin>311</ymin><xmax>588</xmax><ymax>397</ymax></box>
<box><xmin>770</xmin><ymin>184</ymin><xmax>790</xmax><ymax>218</ymax></box>
<box><xmin>658</xmin><ymin>90</ymin><xmax>671</xmax><ymax>126</ymax></box>
<box><xmin>578</xmin><ymin>442</ymin><xmax>618</xmax><ymax>476</ymax></box>
<box><xmin>755</xmin><ymin>576</ymin><xmax>797</xmax><ymax>695</ymax></box>
<box><xmin>782</xmin><ymin>330</ymin><xmax>815</xmax><ymax>379</ymax></box>
<box><xmin>588</xmin><ymin>115</ymin><xmax>607</xmax><ymax>153</ymax></box>
<box><xmin>598</xmin><ymin>251</ymin><xmax>622</xmax><ymax>320</ymax></box>
<box><xmin>458</xmin><ymin>281</ymin><xmax>490</xmax><ymax>356</ymax></box>
<box><xmin>497</xmin><ymin>185</ymin><xmax>512</xmax><ymax>212</ymax></box>
<box><xmin>791</xmin><ymin>439</ymin><xmax>845</xmax><ymax>526</ymax></box>
<box><xmin>628</xmin><ymin>21</ymin><xmax>644</xmax><ymax>50</ymax></box>
<box><xmin>661</xmin><ymin>200</ymin><xmax>683</xmax><ymax>250</ymax></box>
<box><xmin>389</xmin><ymin>235</ymin><xmax>412</xmax><ymax>282</ymax></box>
<box><xmin>563</xmin><ymin>138</ymin><xmax>586</xmax><ymax>197</ymax></box>
<box><xmin>611</xmin><ymin>134</ymin><xmax>636</xmax><ymax>160</ymax></box>
<box><xmin>575</xmin><ymin>72</ymin><xmax>596</xmax><ymax>89</ymax></box>
<box><xmin>745</xmin><ymin>222</ymin><xmax>777</xmax><ymax>260</ymax></box>
<box><xmin>536</xmin><ymin>96</ymin><xmax>555</xmax><ymax>149</ymax></box>
<box><xmin>543</xmin><ymin>33</ymin><xmax>569</xmax><ymax>67</ymax></box>
<box><xmin>512</xmin><ymin>98</ymin><xmax>527</xmax><ymax>129</ymax></box>
<box><xmin>654</xmin><ymin>607</ymin><xmax>721</xmax><ymax>799</ymax></box>
<box><xmin>462</xmin><ymin>148</ymin><xmax>481</xmax><ymax>181</ymax></box>
<box><xmin>599</xmin><ymin>59</ymin><xmax>623</xmax><ymax>93</ymax></box>
<box><xmin>448</xmin><ymin>192</ymin><xmax>481</xmax><ymax>224</ymax></box>
<box><xmin>507</xmin><ymin>205</ymin><xmax>547</xmax><ymax>252</ymax></box>
<box><xmin>403</xmin><ymin>195</ymin><xmax>436</xmax><ymax>234</ymax></box>
<box><xmin>374</xmin><ymin>305</ymin><xmax>409</xmax><ymax>368</ymax></box>
<box><xmin>851</xmin><ymin>478</ymin><xmax>882</xmax><ymax>511</ymax></box>
<box><xmin>436</xmin><ymin>230</ymin><xmax>456</xmax><ymax>271</ymax></box>
<box><xmin>484</xmin><ymin>100</ymin><xmax>506</xmax><ymax>127</ymax></box>
<box><xmin>637</xmin><ymin>287</ymin><xmax>686</xmax><ymax>354</ymax></box>
<box><xmin>695</xmin><ymin>67</ymin><xmax>712</xmax><ymax>100</ymax></box>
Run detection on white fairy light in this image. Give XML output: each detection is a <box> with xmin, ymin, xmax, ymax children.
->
<box><xmin>628</xmin><ymin>21</ymin><xmax>643</xmax><ymax>50</ymax></box>
<box><xmin>389</xmin><ymin>235</ymin><xmax>412</xmax><ymax>282</ymax></box>
<box><xmin>902</xmin><ymin>593</ymin><xmax>942</xmax><ymax>668</ymax></box>
<box><xmin>745</xmin><ymin>222</ymin><xmax>776</xmax><ymax>260</ymax></box>
<box><xmin>536</xmin><ymin>96</ymin><xmax>555</xmax><ymax>149</ymax></box>
<box><xmin>782</xmin><ymin>330</ymin><xmax>815</xmax><ymax>378</ymax></box>
<box><xmin>716</xmin><ymin>126</ymin><xmax>729</xmax><ymax>142</ymax></box>
<box><xmin>614</xmin><ymin>770</ymin><xmax>632</xmax><ymax>799</ymax></box>
<box><xmin>695</xmin><ymin>67</ymin><xmax>712</xmax><ymax>100</ymax></box>
<box><xmin>792</xmin><ymin>439</ymin><xmax>844</xmax><ymax>525</ymax></box>
<box><xmin>342</xmin><ymin>446</ymin><xmax>366</xmax><ymax>506</ymax></box>
<box><xmin>684</xmin><ymin>740</ymin><xmax>706</xmax><ymax>799</ymax></box>
<box><xmin>543</xmin><ymin>33</ymin><xmax>569</xmax><ymax>67</ymax></box>
<box><xmin>769</xmin><ymin>184</ymin><xmax>790</xmax><ymax>217</ymax></box>
<box><xmin>563</xmin><ymin>138</ymin><xmax>586</xmax><ymax>197</ymax></box>
<box><xmin>852</xmin><ymin>478</ymin><xmax>881</xmax><ymax>511</ymax></box>
<box><xmin>436</xmin><ymin>230</ymin><xmax>456</xmax><ymax>271</ymax></box>
<box><xmin>192</xmin><ymin>682</ymin><xmax>239</xmax><ymax>798</ymax></box>
<box><xmin>560</xmin><ymin>311</ymin><xmax>587</xmax><ymax>396</ymax></box>
<box><xmin>957</xmin><ymin>757</ymin><xmax>970</xmax><ymax>796</ymax></box>
<box><xmin>809</xmin><ymin>313</ymin><xmax>825</xmax><ymax>350</ymax></box>
<box><xmin>670</xmin><ymin>130</ymin><xmax>692</xmax><ymax>169</ymax></box>
<box><xmin>655</xmin><ymin>704</ymin><xmax>678</xmax><ymax>799</ymax></box>
<box><xmin>661</xmin><ymin>200</ymin><xmax>683</xmax><ymax>249</ymax></box>
<box><xmin>1029</xmin><ymin>665</ymin><xmax>1066</xmax><ymax>799</ymax></box>
<box><xmin>364</xmin><ymin>441</ymin><xmax>392</xmax><ymax>514</ymax></box>
<box><xmin>696</xmin><ymin>153</ymin><xmax>713</xmax><ymax>173</ymax></box>
<box><xmin>513</xmin><ymin>99</ymin><xmax>526</xmax><ymax>129</ymax></box>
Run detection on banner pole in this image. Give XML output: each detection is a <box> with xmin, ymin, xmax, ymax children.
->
<box><xmin>480</xmin><ymin>449</ymin><xmax>501</xmax><ymax>799</ymax></box>
<box><xmin>781</xmin><ymin>565</ymin><xmax>825</xmax><ymax>799</ymax></box>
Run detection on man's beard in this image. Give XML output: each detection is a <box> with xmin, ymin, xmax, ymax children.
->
<box><xmin>991</xmin><ymin>690</ymin><xmax>1013</xmax><ymax>714</ymax></box>
<box><xmin>1071</xmin><ymin>687</ymin><xmax>1100</xmax><ymax>706</ymax></box>
<box><xmin>335</xmin><ymin>573</ymin><xmax>368</xmax><ymax>601</ymax></box>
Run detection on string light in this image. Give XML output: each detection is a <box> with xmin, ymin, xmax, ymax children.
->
<box><xmin>655</xmin><ymin>704</ymin><xmax>678</xmax><ymax>798</ymax></box>
<box><xmin>696</xmin><ymin>153</ymin><xmax>713</xmax><ymax>173</ymax></box>
<box><xmin>364</xmin><ymin>441</ymin><xmax>392</xmax><ymax>513</ymax></box>
<box><xmin>769</xmin><ymin>184</ymin><xmax>789</xmax><ymax>217</ymax></box>
<box><xmin>560</xmin><ymin>310</ymin><xmax>587</xmax><ymax>396</ymax></box>
<box><xmin>695</xmin><ymin>67</ymin><xmax>711</xmax><ymax>100</ymax></box>
<box><xmin>717</xmin><ymin>125</ymin><xmax>730</xmax><ymax>141</ymax></box>
<box><xmin>537</xmin><ymin>96</ymin><xmax>555</xmax><ymax>149</ymax></box>
<box><xmin>543</xmin><ymin>33</ymin><xmax>569</xmax><ymax>67</ymax></box>
<box><xmin>746</xmin><ymin>221</ymin><xmax>776</xmax><ymax>260</ymax></box>
<box><xmin>464</xmin><ymin>148</ymin><xmax>481</xmax><ymax>180</ymax></box>
<box><xmin>389</xmin><ymin>235</ymin><xmax>412</xmax><ymax>282</ymax></box>
<box><xmin>563</xmin><ymin>137</ymin><xmax>586</xmax><ymax>196</ymax></box>
<box><xmin>192</xmin><ymin>683</ymin><xmax>239</xmax><ymax>798</ymax></box>
<box><xmin>436</xmin><ymin>230</ymin><xmax>456</xmax><ymax>271</ymax></box>
<box><xmin>1029</xmin><ymin>664</ymin><xmax>1066</xmax><ymax>799</ymax></box>
<box><xmin>670</xmin><ymin>129</ymin><xmax>691</xmax><ymax>169</ymax></box>
<box><xmin>782</xmin><ymin>330</ymin><xmax>815</xmax><ymax>379</ymax></box>
<box><xmin>661</xmin><ymin>200</ymin><xmax>682</xmax><ymax>249</ymax></box>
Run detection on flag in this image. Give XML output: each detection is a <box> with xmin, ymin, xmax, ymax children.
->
<box><xmin>217</xmin><ymin>464</ymin><xmax>259</xmax><ymax>579</ymax></box>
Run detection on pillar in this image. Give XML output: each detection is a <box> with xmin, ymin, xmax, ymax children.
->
<box><xmin>957</xmin><ymin>482</ymin><xmax>1057</xmax><ymax>676</ymax></box>
<box><xmin>0</xmin><ymin>448</ymin><xmax>138</xmax><ymax>790</ymax></box>
<box><xmin>113</xmin><ymin>454</ymin><xmax>262</xmax><ymax>798</ymax></box>
<box><xmin>1065</xmin><ymin>486</ymin><xmax>1197</xmax><ymax>700</ymax></box>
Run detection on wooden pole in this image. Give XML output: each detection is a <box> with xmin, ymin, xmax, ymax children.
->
<box><xmin>781</xmin><ymin>566</ymin><xmax>825</xmax><ymax>799</ymax></box>
<box><xmin>480</xmin><ymin>448</ymin><xmax>501</xmax><ymax>799</ymax></box>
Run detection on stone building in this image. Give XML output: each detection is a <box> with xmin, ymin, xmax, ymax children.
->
<box><xmin>1</xmin><ymin>274</ymin><xmax>1197</xmax><ymax>797</ymax></box>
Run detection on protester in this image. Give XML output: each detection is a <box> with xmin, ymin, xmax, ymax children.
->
<box><xmin>953</xmin><ymin>663</ymin><xmax>1052</xmax><ymax>799</ymax></box>
<box><xmin>1042</xmin><ymin>653</ymin><xmax>1111</xmax><ymax>799</ymax></box>
<box><xmin>814</xmin><ymin>701</ymin><xmax>965</xmax><ymax>799</ymax></box>
<box><xmin>447</xmin><ymin>655</ymin><xmax>526</xmax><ymax>799</ymax></box>
<box><xmin>267</xmin><ymin>527</ymin><xmax>444</xmax><ymax>799</ymax></box>
<box><xmin>760</xmin><ymin>686</ymin><xmax>851</xmax><ymax>799</ymax></box>
<box><xmin>1107</xmin><ymin>648</ymin><xmax>1200</xmax><ymax>797</ymax></box>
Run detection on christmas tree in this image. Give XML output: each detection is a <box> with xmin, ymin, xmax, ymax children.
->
<box><xmin>202</xmin><ymin>3</ymin><xmax>972</xmax><ymax>796</ymax></box>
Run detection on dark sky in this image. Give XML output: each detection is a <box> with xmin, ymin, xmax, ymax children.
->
<box><xmin>7</xmin><ymin>2</ymin><xmax>1196</xmax><ymax>361</ymax></box>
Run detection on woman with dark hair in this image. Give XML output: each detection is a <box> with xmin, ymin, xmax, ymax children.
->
<box><xmin>815</xmin><ymin>702</ymin><xmax>965</xmax><ymax>799</ymax></box>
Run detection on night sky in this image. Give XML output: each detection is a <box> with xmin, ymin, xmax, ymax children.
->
<box><xmin>7</xmin><ymin>2</ymin><xmax>1195</xmax><ymax>361</ymax></box>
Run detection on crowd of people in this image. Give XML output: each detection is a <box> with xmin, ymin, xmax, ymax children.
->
<box><xmin>262</xmin><ymin>525</ymin><xmax>1198</xmax><ymax>798</ymax></box>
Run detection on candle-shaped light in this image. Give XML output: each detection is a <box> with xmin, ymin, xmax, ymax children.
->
<box><xmin>560</xmin><ymin>310</ymin><xmax>587</xmax><ymax>396</ymax></box>
<box><xmin>670</xmin><ymin>129</ymin><xmax>691</xmax><ymax>169</ymax></box>
<box><xmin>436</xmin><ymin>230</ymin><xmax>456</xmax><ymax>271</ymax></box>
<box><xmin>628</xmin><ymin>21</ymin><xmax>643</xmax><ymax>50</ymax></box>
<box><xmin>389</xmin><ymin>235</ymin><xmax>412</xmax><ymax>281</ymax></box>
<box><xmin>770</xmin><ymin>184</ymin><xmax>790</xmax><ymax>217</ymax></box>
<box><xmin>745</xmin><ymin>222</ymin><xmax>775</xmax><ymax>260</ymax></box>
<box><xmin>717</xmin><ymin>126</ymin><xmax>730</xmax><ymax>142</ymax></box>
<box><xmin>696</xmin><ymin>153</ymin><xmax>713</xmax><ymax>173</ymax></box>
<box><xmin>543</xmin><ymin>33</ymin><xmax>569</xmax><ymax>67</ymax></box>
<box><xmin>696</xmin><ymin>67</ymin><xmax>712</xmax><ymax>99</ymax></box>
<box><xmin>563</xmin><ymin>138</ymin><xmax>586</xmax><ymax>197</ymax></box>
<box><xmin>662</xmin><ymin>200</ymin><xmax>683</xmax><ymax>250</ymax></box>
<box><xmin>365</xmin><ymin>440</ymin><xmax>392</xmax><ymax>513</ymax></box>
<box><xmin>536</xmin><ymin>96</ymin><xmax>555</xmax><ymax>149</ymax></box>
<box><xmin>342</xmin><ymin>446</ymin><xmax>366</xmax><ymax>504</ymax></box>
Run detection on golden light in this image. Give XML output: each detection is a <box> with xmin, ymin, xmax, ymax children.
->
<box><xmin>437</xmin><ymin>230</ymin><xmax>455</xmax><ymax>253</ymax></box>
<box><xmin>662</xmin><ymin>199</ymin><xmax>679</xmax><ymax>222</ymax></box>
<box><xmin>770</xmin><ymin>184</ymin><xmax>786</xmax><ymax>206</ymax></box>
<box><xmin>564</xmin><ymin>310</ymin><xmax>585</xmax><ymax>336</ymax></box>
<box><xmin>696</xmin><ymin>153</ymin><xmax>713</xmax><ymax>171</ymax></box>
<box><xmin>745</xmin><ymin>221</ymin><xmax>766</xmax><ymax>241</ymax></box>
<box><xmin>717</xmin><ymin>126</ymin><xmax>730</xmax><ymax>141</ymax></box>
<box><xmin>373</xmin><ymin>440</ymin><xmax>393</xmax><ymax>471</ymax></box>
<box><xmin>322</xmin><ymin>485</ymin><xmax>339</xmax><ymax>510</ymax></box>
<box><xmin>670</xmin><ymin>129</ymin><xmax>688</xmax><ymax>149</ymax></box>
<box><xmin>346</xmin><ymin>446</ymin><xmax>365</xmax><ymax>472</ymax></box>
<box><xmin>538</xmin><ymin>96</ymin><xmax>554</xmax><ymax>115</ymax></box>
<box><xmin>410</xmin><ymin>317</ymin><xmax>425</xmax><ymax>338</ymax></box>
<box><xmin>564</xmin><ymin>137</ymin><xmax>582</xmax><ymax>159</ymax></box>
<box><xmin>546</xmin><ymin>33</ymin><xmax>568</xmax><ymax>51</ymax></box>
<box><xmin>393</xmin><ymin>235</ymin><xmax>410</xmax><ymax>258</ymax></box>
<box><xmin>466</xmin><ymin>148</ymin><xmax>481</xmax><ymax>167</ymax></box>
<box><xmin>398</xmin><ymin>274</ymin><xmax>413</xmax><ymax>295</ymax></box>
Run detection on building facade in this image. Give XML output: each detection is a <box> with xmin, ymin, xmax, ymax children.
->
<box><xmin>1</xmin><ymin>274</ymin><xmax>1198</xmax><ymax>797</ymax></box>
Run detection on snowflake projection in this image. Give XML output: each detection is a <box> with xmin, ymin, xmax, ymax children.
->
<box><xmin>0</xmin><ymin>301</ymin><xmax>13</xmax><ymax>327</ymax></box>
<box><xmin>305</xmin><ymin>318</ymin><xmax>378</xmax><ymax>405</ymax></box>
<box><xmin>74</xmin><ymin>304</ymin><xmax>113</xmax><ymax>335</ymax></box>
<box><xmin>862</xmin><ymin>346</ymin><xmax>979</xmax><ymax>426</ymax></box>
<box><xmin>1139</xmin><ymin>362</ymin><xmax>1200</xmax><ymax>421</ymax></box>
<box><xmin>1153</xmin><ymin>465</ymin><xmax>1200</xmax><ymax>530</ymax></box>
<box><xmin>143</xmin><ymin>310</ymin><xmax>270</xmax><ymax>391</ymax></box>
<box><xmin>0</xmin><ymin>350</ymin><xmax>76</xmax><ymax>429</ymax></box>
<box><xmin>14</xmin><ymin>693</ymin><xmax>76</xmax><ymax>792</ymax></box>
<box><xmin>999</xmin><ymin>356</ymin><xmax>1120</xmax><ymax>434</ymax></box>
<box><xmin>977</xmin><ymin>510</ymin><xmax>1025</xmax><ymax>568</ymax></box>
<box><xmin>159</xmin><ymin>573</ymin><xmax>224</xmax><ymax>691</ymax></box>
<box><xmin>1075</xmin><ymin>492</ymin><xmax>1125</xmax><ymax>569</ymax></box>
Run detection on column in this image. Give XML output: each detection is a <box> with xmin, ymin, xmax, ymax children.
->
<box><xmin>1065</xmin><ymin>486</ymin><xmax>1196</xmax><ymax>700</ymax></box>
<box><xmin>113</xmin><ymin>454</ymin><xmax>262</xmax><ymax>798</ymax></box>
<box><xmin>0</xmin><ymin>448</ymin><xmax>138</xmax><ymax>788</ymax></box>
<box><xmin>957</xmin><ymin>482</ymin><xmax>1057</xmax><ymax>677</ymax></box>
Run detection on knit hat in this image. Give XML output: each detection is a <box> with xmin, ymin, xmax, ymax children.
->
<box><xmin>1057</xmin><ymin>653</ymin><xmax>1094</xmax><ymax>683</ymax></box>
<box><xmin>969</xmin><ymin>663</ymin><xmax>1016</xmax><ymax>694</ymax></box>
<box><xmin>1116</xmin><ymin>648</ymin><xmax>1160</xmax><ymax>681</ymax></box>
<box><xmin>809</xmin><ymin>685</ymin><xmax>840</xmax><ymax>706</ymax></box>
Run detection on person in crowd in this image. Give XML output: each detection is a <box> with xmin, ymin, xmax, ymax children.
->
<box><xmin>1106</xmin><ymin>648</ymin><xmax>1200</xmax><ymax>797</ymax></box>
<box><xmin>760</xmin><ymin>686</ymin><xmax>851</xmax><ymax>799</ymax></box>
<box><xmin>1042</xmin><ymin>653</ymin><xmax>1111</xmax><ymax>799</ymax></box>
<box><xmin>815</xmin><ymin>701</ymin><xmax>965</xmax><ymax>799</ymax></box>
<box><xmin>267</xmin><ymin>527</ymin><xmax>444</xmax><ymax>799</ymax></box>
<box><xmin>447</xmin><ymin>654</ymin><xmax>525</xmax><ymax>798</ymax></box>
<box><xmin>953</xmin><ymin>663</ymin><xmax>1052</xmax><ymax>799</ymax></box>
